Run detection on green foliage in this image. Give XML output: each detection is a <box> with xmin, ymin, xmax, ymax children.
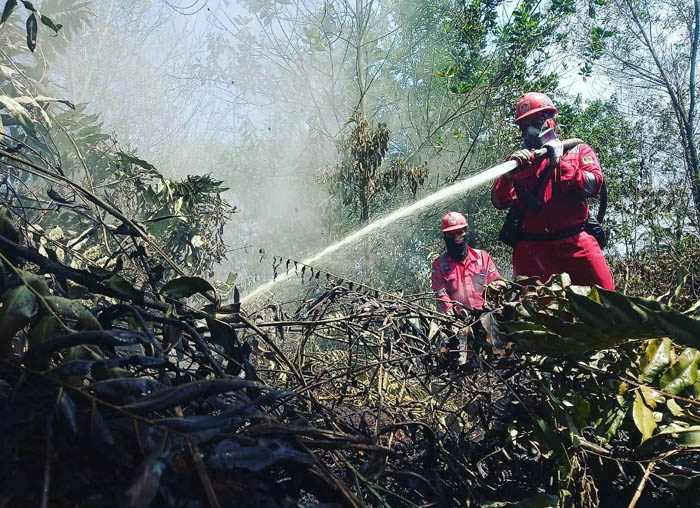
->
<box><xmin>484</xmin><ymin>273</ymin><xmax>700</xmax><ymax>355</ymax></box>
<box><xmin>0</xmin><ymin>284</ymin><xmax>36</xmax><ymax>341</ymax></box>
<box><xmin>161</xmin><ymin>276</ymin><xmax>216</xmax><ymax>299</ymax></box>
<box><xmin>557</xmin><ymin>97</ymin><xmax>699</xmax><ymax>304</ymax></box>
<box><xmin>480</xmin><ymin>274</ymin><xmax>700</xmax><ymax>504</ymax></box>
<box><xmin>639</xmin><ymin>338</ymin><xmax>672</xmax><ymax>383</ymax></box>
<box><xmin>1</xmin><ymin>7</ymin><xmax>234</xmax><ymax>283</ymax></box>
<box><xmin>0</xmin><ymin>0</ymin><xmax>62</xmax><ymax>52</ymax></box>
<box><xmin>318</xmin><ymin>112</ymin><xmax>428</xmax><ymax>225</ymax></box>
<box><xmin>442</xmin><ymin>0</ymin><xmax>572</xmax><ymax>110</ymax></box>
<box><xmin>109</xmin><ymin>163</ymin><xmax>233</xmax><ymax>277</ymax></box>
<box><xmin>571</xmin><ymin>0</ymin><xmax>700</xmax><ymax>224</ymax></box>
<box><xmin>2</xmin><ymin>187</ymin><xmax>700</xmax><ymax>506</ymax></box>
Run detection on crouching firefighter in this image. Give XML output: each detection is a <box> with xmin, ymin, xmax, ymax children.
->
<box><xmin>430</xmin><ymin>212</ymin><xmax>502</xmax><ymax>368</ymax></box>
<box><xmin>431</xmin><ymin>212</ymin><xmax>502</xmax><ymax>315</ymax></box>
<box><xmin>491</xmin><ymin>92</ymin><xmax>615</xmax><ymax>290</ymax></box>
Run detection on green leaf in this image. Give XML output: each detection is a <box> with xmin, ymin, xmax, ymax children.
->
<box><xmin>205</xmin><ymin>317</ymin><xmax>233</xmax><ymax>344</ymax></box>
<box><xmin>105</xmin><ymin>275</ymin><xmax>145</xmax><ymax>304</ymax></box>
<box><xmin>0</xmin><ymin>95</ymin><xmax>36</xmax><ymax>136</ymax></box>
<box><xmin>600</xmin><ymin>404</ymin><xmax>628</xmax><ymax>443</ymax></box>
<box><xmin>633</xmin><ymin>390</ymin><xmax>657</xmax><ymax>443</ymax></box>
<box><xmin>0</xmin><ymin>0</ymin><xmax>18</xmax><ymax>25</ymax></box>
<box><xmin>678</xmin><ymin>428</ymin><xmax>700</xmax><ymax>447</ymax></box>
<box><xmin>639</xmin><ymin>338</ymin><xmax>672</xmax><ymax>383</ymax></box>
<box><xmin>25</xmin><ymin>12</ymin><xmax>37</xmax><ymax>52</ymax></box>
<box><xmin>87</xmin><ymin>256</ymin><xmax>123</xmax><ymax>277</ymax></box>
<box><xmin>116</xmin><ymin>151</ymin><xmax>156</xmax><ymax>170</ymax></box>
<box><xmin>39</xmin><ymin>14</ymin><xmax>61</xmax><ymax>33</ymax></box>
<box><xmin>67</xmin><ymin>283</ymin><xmax>89</xmax><ymax>300</ymax></box>
<box><xmin>19</xmin><ymin>269</ymin><xmax>50</xmax><ymax>296</ymax></box>
<box><xmin>28</xmin><ymin>315</ymin><xmax>60</xmax><ymax>346</ymax></box>
<box><xmin>43</xmin><ymin>296</ymin><xmax>101</xmax><ymax>330</ymax></box>
<box><xmin>641</xmin><ymin>425</ymin><xmax>700</xmax><ymax>450</ymax></box>
<box><xmin>0</xmin><ymin>285</ymin><xmax>36</xmax><ymax>340</ymax></box>
<box><xmin>668</xmin><ymin>269</ymin><xmax>689</xmax><ymax>307</ymax></box>
<box><xmin>666</xmin><ymin>398</ymin><xmax>683</xmax><ymax>416</ymax></box>
<box><xmin>685</xmin><ymin>301</ymin><xmax>700</xmax><ymax>319</ymax></box>
<box><xmin>0</xmin><ymin>64</ymin><xmax>14</xmax><ymax>79</ymax></box>
<box><xmin>535</xmin><ymin>418</ymin><xmax>571</xmax><ymax>474</ymax></box>
<box><xmin>639</xmin><ymin>385</ymin><xmax>663</xmax><ymax>409</ymax></box>
<box><xmin>161</xmin><ymin>276</ymin><xmax>216</xmax><ymax>299</ymax></box>
<box><xmin>34</xmin><ymin>95</ymin><xmax>74</xmax><ymax>108</ymax></box>
<box><xmin>573</xmin><ymin>393</ymin><xmax>590</xmax><ymax>428</ymax></box>
<box><xmin>565</xmin><ymin>288</ymin><xmax>614</xmax><ymax>330</ymax></box>
<box><xmin>13</xmin><ymin>95</ymin><xmax>51</xmax><ymax>125</ymax></box>
<box><xmin>660</xmin><ymin>348</ymin><xmax>700</xmax><ymax>395</ymax></box>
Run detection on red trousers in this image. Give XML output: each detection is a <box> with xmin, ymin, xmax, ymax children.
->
<box><xmin>513</xmin><ymin>231</ymin><xmax>615</xmax><ymax>290</ymax></box>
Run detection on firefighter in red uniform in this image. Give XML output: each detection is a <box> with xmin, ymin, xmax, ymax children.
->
<box><xmin>491</xmin><ymin>92</ymin><xmax>614</xmax><ymax>289</ymax></box>
<box><xmin>431</xmin><ymin>212</ymin><xmax>502</xmax><ymax>314</ymax></box>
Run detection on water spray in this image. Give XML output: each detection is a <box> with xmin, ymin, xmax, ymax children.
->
<box><xmin>242</xmin><ymin>139</ymin><xmax>583</xmax><ymax>304</ymax></box>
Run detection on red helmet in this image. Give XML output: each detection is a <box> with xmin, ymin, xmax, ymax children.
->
<box><xmin>514</xmin><ymin>92</ymin><xmax>557</xmax><ymax>124</ymax></box>
<box><xmin>441</xmin><ymin>212</ymin><xmax>468</xmax><ymax>232</ymax></box>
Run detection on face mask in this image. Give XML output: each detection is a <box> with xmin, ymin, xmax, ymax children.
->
<box><xmin>445</xmin><ymin>234</ymin><xmax>467</xmax><ymax>261</ymax></box>
<box><xmin>522</xmin><ymin>120</ymin><xmax>557</xmax><ymax>149</ymax></box>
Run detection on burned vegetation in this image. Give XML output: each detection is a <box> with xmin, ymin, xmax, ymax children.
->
<box><xmin>1</xmin><ymin>188</ymin><xmax>700</xmax><ymax>507</ymax></box>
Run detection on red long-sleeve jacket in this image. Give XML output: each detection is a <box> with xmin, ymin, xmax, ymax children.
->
<box><xmin>491</xmin><ymin>143</ymin><xmax>614</xmax><ymax>289</ymax></box>
<box><xmin>431</xmin><ymin>247</ymin><xmax>501</xmax><ymax>313</ymax></box>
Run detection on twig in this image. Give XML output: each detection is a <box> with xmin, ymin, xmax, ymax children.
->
<box><xmin>238</xmin><ymin>313</ymin><xmax>306</xmax><ymax>387</ymax></box>
<box><xmin>188</xmin><ymin>442</ymin><xmax>222</xmax><ymax>508</ymax></box>
<box><xmin>40</xmin><ymin>414</ymin><xmax>53</xmax><ymax>508</ymax></box>
<box><xmin>628</xmin><ymin>461</ymin><xmax>655</xmax><ymax>508</ymax></box>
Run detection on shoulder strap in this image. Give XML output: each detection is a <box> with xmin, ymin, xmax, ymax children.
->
<box><xmin>533</xmin><ymin>161</ymin><xmax>554</xmax><ymax>197</ymax></box>
<box><xmin>516</xmin><ymin>161</ymin><xmax>554</xmax><ymax>212</ymax></box>
<box><xmin>440</xmin><ymin>253</ymin><xmax>451</xmax><ymax>274</ymax></box>
<box><xmin>597</xmin><ymin>181</ymin><xmax>608</xmax><ymax>224</ymax></box>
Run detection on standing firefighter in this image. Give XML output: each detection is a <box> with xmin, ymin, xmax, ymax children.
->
<box><xmin>431</xmin><ymin>212</ymin><xmax>502</xmax><ymax>314</ymax></box>
<box><xmin>491</xmin><ymin>92</ymin><xmax>614</xmax><ymax>289</ymax></box>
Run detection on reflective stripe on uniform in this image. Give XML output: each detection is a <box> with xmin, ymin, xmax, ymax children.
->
<box><xmin>582</xmin><ymin>171</ymin><xmax>597</xmax><ymax>197</ymax></box>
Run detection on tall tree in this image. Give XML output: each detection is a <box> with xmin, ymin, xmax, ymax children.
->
<box><xmin>575</xmin><ymin>0</ymin><xmax>700</xmax><ymax>226</ymax></box>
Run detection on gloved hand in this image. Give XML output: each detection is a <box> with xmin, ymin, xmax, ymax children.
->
<box><xmin>509</xmin><ymin>148</ymin><xmax>534</xmax><ymax>167</ymax></box>
<box><xmin>504</xmin><ymin>149</ymin><xmax>533</xmax><ymax>181</ymax></box>
<box><xmin>543</xmin><ymin>139</ymin><xmax>564</xmax><ymax>167</ymax></box>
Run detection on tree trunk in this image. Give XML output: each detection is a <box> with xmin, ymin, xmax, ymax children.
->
<box><xmin>356</xmin><ymin>0</ymin><xmax>368</xmax><ymax>118</ymax></box>
<box><xmin>688</xmin><ymin>0</ymin><xmax>700</xmax><ymax>227</ymax></box>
